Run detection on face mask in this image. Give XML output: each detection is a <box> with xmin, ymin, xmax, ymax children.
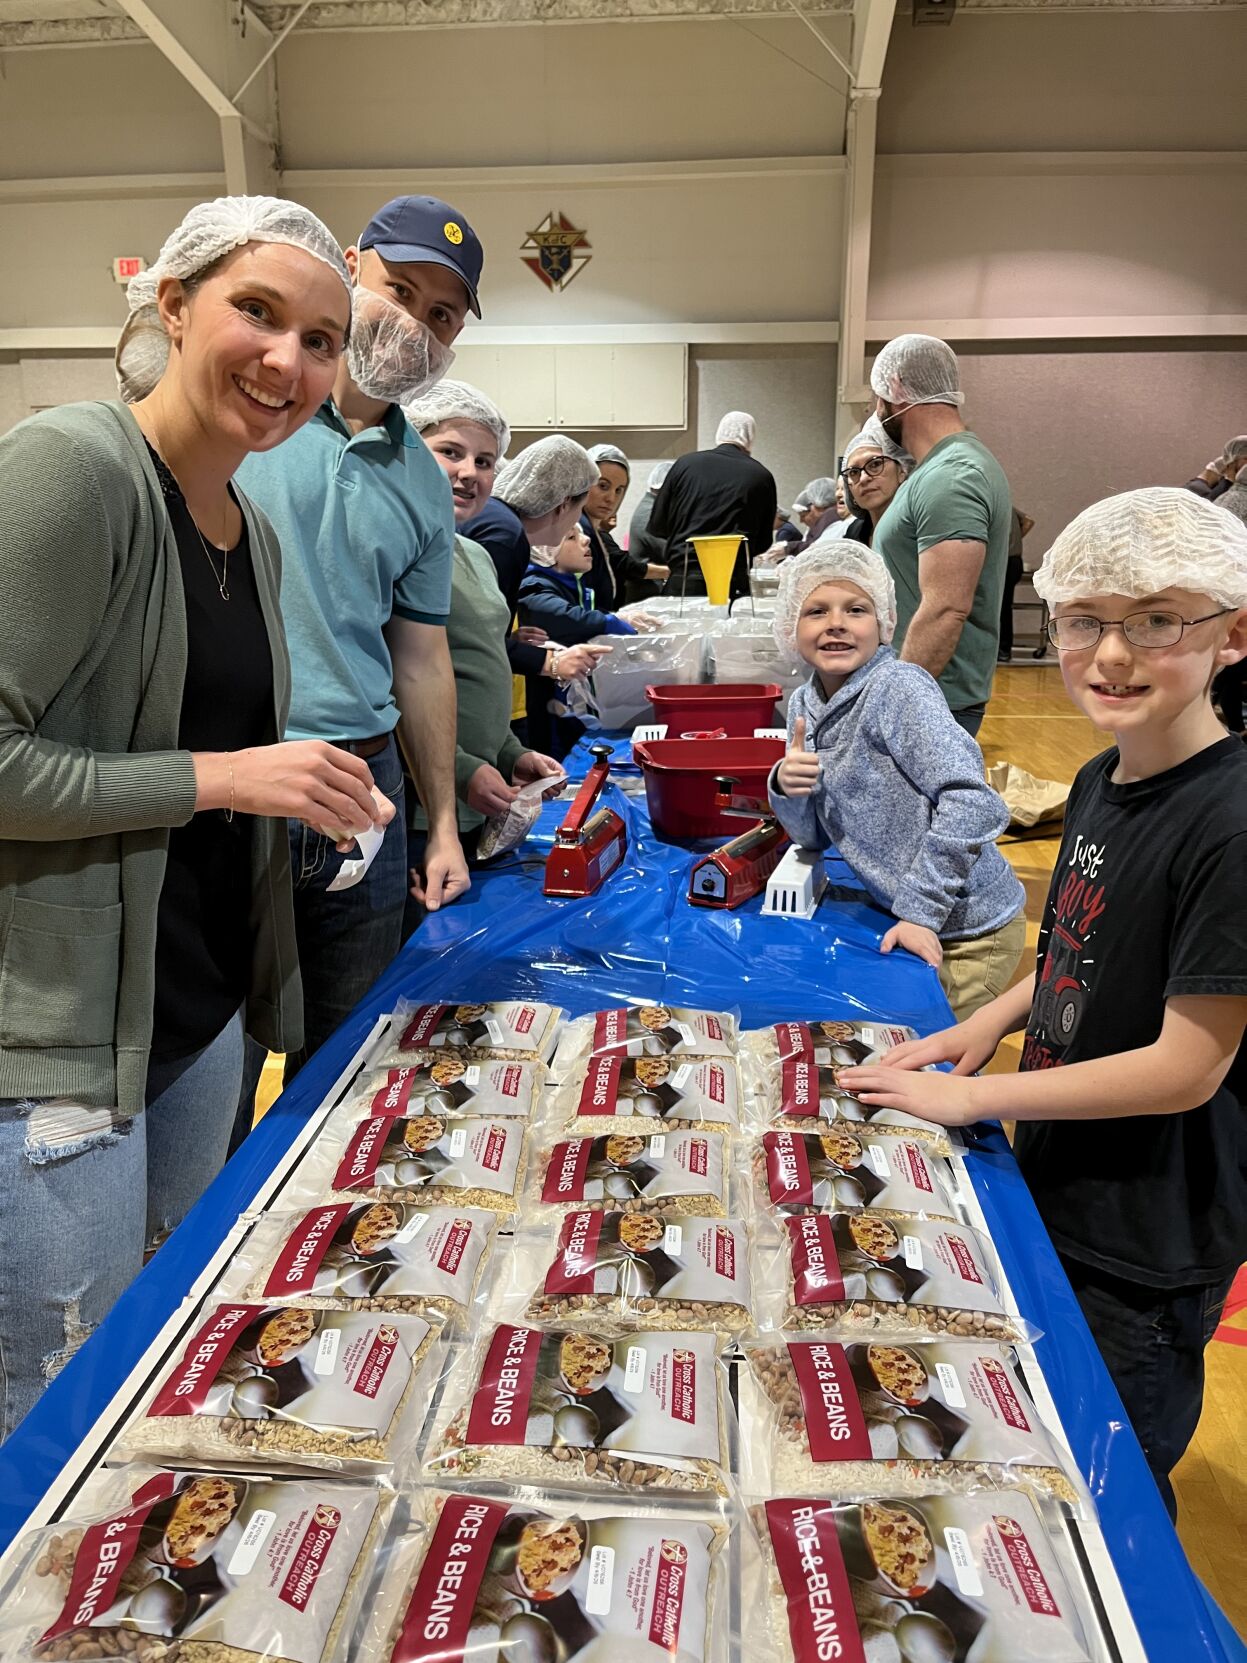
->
<box><xmin>345</xmin><ymin>283</ymin><xmax>455</xmax><ymax>402</ymax></box>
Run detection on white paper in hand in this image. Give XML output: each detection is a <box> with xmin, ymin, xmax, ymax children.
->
<box><xmin>324</xmin><ymin>787</ymin><xmax>389</xmax><ymax>892</ymax></box>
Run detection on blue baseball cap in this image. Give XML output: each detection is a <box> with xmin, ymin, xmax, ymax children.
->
<box><xmin>358</xmin><ymin>195</ymin><xmax>483</xmax><ymax>317</ymax></box>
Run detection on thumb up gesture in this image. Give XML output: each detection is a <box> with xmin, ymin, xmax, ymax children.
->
<box><xmin>777</xmin><ymin>716</ymin><xmax>821</xmax><ymax>798</ymax></box>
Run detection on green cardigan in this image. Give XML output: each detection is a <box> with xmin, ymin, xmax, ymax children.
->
<box><xmin>0</xmin><ymin>400</ymin><xmax>302</xmax><ymax>1115</ymax></box>
<box><xmin>409</xmin><ymin>534</ymin><xmax>526</xmax><ymax>833</ymax></box>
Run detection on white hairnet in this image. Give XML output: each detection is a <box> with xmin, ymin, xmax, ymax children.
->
<box><xmin>1224</xmin><ymin>436</ymin><xmax>1247</xmax><ymax>466</ymax></box>
<box><xmin>648</xmin><ymin>460</ymin><xmax>674</xmax><ymax>491</ymax></box>
<box><xmin>345</xmin><ymin>285</ymin><xmax>453</xmax><ymax>403</ymax></box>
<box><xmin>870</xmin><ymin>333</ymin><xmax>964</xmax><ymax>411</ymax></box>
<box><xmin>588</xmin><ymin>443</ymin><xmax>630</xmax><ymax>475</ymax></box>
<box><xmin>773</xmin><ymin>536</ymin><xmax>898</xmax><ymax>653</ymax></box>
<box><xmin>494</xmin><ymin>435</ymin><xmax>598</xmax><ymax>519</ymax></box>
<box><xmin>1034</xmin><ymin>487</ymin><xmax>1247</xmax><ymax>610</ymax></box>
<box><xmin>116</xmin><ymin>195</ymin><xmax>350</xmax><ymax>403</ymax></box>
<box><xmin>715</xmin><ymin>411</ymin><xmax>756</xmax><ymax>450</ymax></box>
<box><xmin>802</xmin><ymin>476</ymin><xmax>839</xmax><ymax>509</ymax></box>
<box><xmin>843</xmin><ymin>413</ymin><xmax>914</xmax><ymax>472</ymax></box>
<box><xmin>403</xmin><ymin>379</ymin><xmax>510</xmax><ymax>458</ymax></box>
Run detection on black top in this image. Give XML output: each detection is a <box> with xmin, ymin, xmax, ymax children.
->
<box><xmin>649</xmin><ymin>443</ymin><xmax>778</xmax><ymax>600</ymax></box>
<box><xmin>461</xmin><ymin>495</ymin><xmax>547</xmax><ymax>676</ymax></box>
<box><xmin>149</xmin><ymin>448</ymin><xmax>274</xmax><ymax>1062</ymax></box>
<box><xmin>1013</xmin><ymin>738</ymin><xmax>1247</xmax><ymax>1289</ymax></box>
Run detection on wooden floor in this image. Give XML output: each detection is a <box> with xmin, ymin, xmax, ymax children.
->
<box><xmin>254</xmin><ymin>661</ymin><xmax>1245</xmax><ymax>1633</ymax></box>
<box><xmin>981</xmin><ymin>662</ymin><xmax>1246</xmax><ymax>1638</ymax></box>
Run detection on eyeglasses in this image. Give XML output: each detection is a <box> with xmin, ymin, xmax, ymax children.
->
<box><xmin>842</xmin><ymin>455</ymin><xmax>890</xmax><ymax>485</ymax></box>
<box><xmin>1046</xmin><ymin>608</ymin><xmax>1232</xmax><ymax>651</ymax></box>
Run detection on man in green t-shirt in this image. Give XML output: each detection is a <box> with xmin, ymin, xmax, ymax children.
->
<box><xmin>870</xmin><ymin>334</ymin><xmax>1012</xmax><ymax>737</ymax></box>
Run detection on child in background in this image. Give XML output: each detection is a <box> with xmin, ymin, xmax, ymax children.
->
<box><xmin>769</xmin><ymin>538</ymin><xmax>1026</xmax><ymax>1018</ymax></box>
<box><xmin>840</xmin><ymin>488</ymin><xmax>1247</xmax><ymax>1520</ymax></box>
<box><xmin>518</xmin><ymin>524</ymin><xmax>639</xmax><ymax>757</ymax></box>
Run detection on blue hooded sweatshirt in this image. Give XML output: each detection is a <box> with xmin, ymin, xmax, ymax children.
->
<box><xmin>768</xmin><ymin>645</ymin><xmax>1023</xmax><ymax>940</ymax></box>
<box><xmin>517</xmin><ymin>563</ymin><xmax>637</xmax><ymax>643</ymax></box>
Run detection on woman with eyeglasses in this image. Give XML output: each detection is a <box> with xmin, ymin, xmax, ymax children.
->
<box><xmin>840</xmin><ymin>416</ymin><xmax>914</xmax><ymax>545</ymax></box>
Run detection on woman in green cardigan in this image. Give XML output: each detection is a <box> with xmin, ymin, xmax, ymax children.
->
<box><xmin>0</xmin><ymin>196</ymin><xmax>391</xmax><ymax>1436</ymax></box>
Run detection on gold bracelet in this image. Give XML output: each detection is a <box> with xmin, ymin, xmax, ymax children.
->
<box><xmin>225</xmin><ymin>756</ymin><xmax>235</xmax><ymax>823</ymax></box>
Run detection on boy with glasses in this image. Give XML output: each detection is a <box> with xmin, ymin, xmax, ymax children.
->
<box><xmin>839</xmin><ymin>487</ymin><xmax>1247</xmax><ymax>1521</ymax></box>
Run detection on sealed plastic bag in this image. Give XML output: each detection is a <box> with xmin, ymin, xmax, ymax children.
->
<box><xmin>0</xmin><ymin>1466</ymin><xmax>390</xmax><ymax>1663</ymax></box>
<box><xmin>551</xmin><ymin>1005</ymin><xmax>739</xmax><ymax>1074</ymax></box>
<box><xmin>739</xmin><ymin>1337</ymin><xmax>1083</xmax><ymax>1509</ymax></box>
<box><xmin>423</xmin><ymin>1322</ymin><xmax>734</xmax><ymax>1496</ymax></box>
<box><xmin>747</xmin><ymin>1488</ymin><xmax>1108</xmax><ymax>1663</ymax></box>
<box><xmin>763</xmin><ymin>1210</ymin><xmax>1038</xmax><ymax>1344</ymax></box>
<box><xmin>751</xmin><ymin>1127</ymin><xmax>961</xmax><ymax>1220</ymax></box>
<box><xmin>286</xmin><ymin>1113</ymin><xmax>526</xmax><ymax>1216</ymax></box>
<box><xmin>112</xmin><ymin>1301</ymin><xmax>443</xmax><ymax>1479</ymax></box>
<box><xmin>528</xmin><ymin>1130</ymin><xmax>731</xmax><ymax>1218</ymax></box>
<box><xmin>745</xmin><ymin>1017</ymin><xmax>920</xmax><ymax>1068</ymax></box>
<box><xmin>505</xmin><ymin>1211</ymin><xmax>753</xmax><ymax>1336</ymax></box>
<box><xmin>544</xmin><ymin>1054</ymin><xmax>743</xmax><ymax>1138</ymax></box>
<box><xmin>476</xmin><ymin>771</ymin><xmax>567</xmax><ymax>861</ymax></box>
<box><xmin>745</xmin><ymin>1048</ymin><xmax>955</xmax><ymax>1153</ymax></box>
<box><xmin>380</xmin><ymin>998</ymin><xmax>564</xmax><ymax>1064</ymax></box>
<box><xmin>218</xmin><ymin>1203</ymin><xmax>497</xmax><ymax>1323</ymax></box>
<box><xmin>336</xmin><ymin>1058</ymin><xmax>542</xmax><ymax>1122</ymax></box>
<box><xmin>357</xmin><ymin>1490</ymin><xmax>730</xmax><ymax>1663</ymax></box>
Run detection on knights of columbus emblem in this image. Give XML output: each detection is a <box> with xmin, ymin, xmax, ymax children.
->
<box><xmin>520</xmin><ymin>212</ymin><xmax>592</xmax><ymax>292</ymax></box>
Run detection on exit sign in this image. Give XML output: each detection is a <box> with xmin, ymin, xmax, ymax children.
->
<box><xmin>112</xmin><ymin>256</ymin><xmax>145</xmax><ymax>283</ymax></box>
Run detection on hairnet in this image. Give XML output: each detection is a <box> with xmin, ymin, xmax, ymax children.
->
<box><xmin>1033</xmin><ymin>487</ymin><xmax>1247</xmax><ymax>610</ymax></box>
<box><xmin>648</xmin><ymin>460</ymin><xmax>674</xmax><ymax>491</ymax></box>
<box><xmin>116</xmin><ymin>195</ymin><xmax>350</xmax><ymax>403</ymax></box>
<box><xmin>345</xmin><ymin>286</ymin><xmax>453</xmax><ymax>403</ymax></box>
<box><xmin>494</xmin><ymin>435</ymin><xmax>598</xmax><ymax>519</ymax></box>
<box><xmin>801</xmin><ymin>476</ymin><xmax>839</xmax><ymax>509</ymax></box>
<box><xmin>403</xmin><ymin>379</ymin><xmax>510</xmax><ymax>458</ymax></box>
<box><xmin>869</xmin><ymin>333</ymin><xmax>964</xmax><ymax>411</ymax></box>
<box><xmin>588</xmin><ymin>443</ymin><xmax>630</xmax><ymax>476</ymax></box>
<box><xmin>773</xmin><ymin>536</ymin><xmax>898</xmax><ymax>653</ymax></box>
<box><xmin>842</xmin><ymin>413</ymin><xmax>914</xmax><ymax>473</ymax></box>
<box><xmin>715</xmin><ymin>411</ymin><xmax>756</xmax><ymax>449</ymax></box>
<box><xmin>1224</xmin><ymin>436</ymin><xmax>1247</xmax><ymax>466</ymax></box>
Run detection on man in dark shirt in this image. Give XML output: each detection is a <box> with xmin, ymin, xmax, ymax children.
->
<box><xmin>649</xmin><ymin>411</ymin><xmax>778</xmax><ymax>600</ymax></box>
<box><xmin>838</xmin><ymin>487</ymin><xmax>1247</xmax><ymax>1522</ymax></box>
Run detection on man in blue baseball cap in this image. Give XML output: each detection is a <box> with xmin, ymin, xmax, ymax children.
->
<box><xmin>230</xmin><ymin>195</ymin><xmax>482</xmax><ymax>1126</ymax></box>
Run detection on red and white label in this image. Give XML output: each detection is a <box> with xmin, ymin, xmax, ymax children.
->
<box><xmin>400</xmin><ymin>1005</ymin><xmax>449</xmax><ymax>1049</ymax></box>
<box><xmin>787</xmin><ymin>1214</ymin><xmax>846</xmax><ymax>1305</ymax></box>
<box><xmin>704</xmin><ymin>1065</ymin><xmax>725</xmax><ymax>1105</ymax></box>
<box><xmin>764</xmin><ymin>1131</ymin><xmax>814</xmax><ymax>1204</ymax></box>
<box><xmin>975</xmin><ymin>1356</ymin><xmax>1032</xmax><ymax>1431</ymax></box>
<box><xmin>278</xmin><ymin>1507</ymin><xmax>341</xmax><ymax>1611</ymax></box>
<box><xmin>577</xmin><ymin>1054</ymin><xmax>622</xmax><ymax>1118</ymax></box>
<box><xmin>900</xmin><ymin>1143</ymin><xmax>935</xmax><ymax>1194</ymax></box>
<box><xmin>936</xmin><ymin>1230</ymin><xmax>986</xmax><ymax>1286</ymax></box>
<box><xmin>41</xmin><ymin>1477</ymin><xmax>177</xmax><ymax>1641</ymax></box>
<box><xmin>682</xmin><ymin>1137</ymin><xmax>709</xmax><ymax>1177</ymax></box>
<box><xmin>765</xmin><ymin>1499</ymin><xmax>865</xmax><ymax>1663</ymax></box>
<box><xmin>670</xmin><ymin>1349</ymin><xmax>697</xmax><ymax>1424</ymax></box>
<box><xmin>266</xmin><ymin>1205</ymin><xmax>353</xmax><ymax>1294</ymax></box>
<box><xmin>335</xmin><ymin>1116</ymin><xmax>393</xmax><ymax>1189</ymax></box>
<box><xmin>148</xmin><ymin>1304</ymin><xmax>262</xmax><ymax>1417</ymax></box>
<box><xmin>392</xmin><ymin>1496</ymin><xmax>508</xmax><ymax>1662</ymax></box>
<box><xmin>593</xmin><ymin>1009</ymin><xmax>628</xmax><ymax>1051</ymax></box>
<box><xmin>780</xmin><ymin>1059</ymin><xmax>818</xmax><ymax>1116</ymax></box>
<box><xmin>773</xmin><ymin>1022</ymin><xmax>816</xmax><ymax>1062</ymax></box>
<box><xmin>466</xmin><ymin>1325</ymin><xmax>543</xmax><ymax>1444</ymax></box>
<box><xmin>788</xmin><ymin>1341</ymin><xmax>872</xmax><ymax>1460</ymax></box>
<box><xmin>991</xmin><ymin>1517</ymin><xmax>1064</xmax><ymax>1617</ymax></box>
<box><xmin>371</xmin><ymin>1069</ymin><xmax>419</xmax><ymax>1114</ymax></box>
<box><xmin>647</xmin><ymin>1541</ymin><xmax>689</xmax><ymax>1652</ymax></box>
<box><xmin>545</xmin><ymin>1211</ymin><xmax>606</xmax><ymax>1294</ymax></box>
<box><xmin>498</xmin><ymin>1065</ymin><xmax>523</xmax><ymax>1099</ymax></box>
<box><xmin>352</xmin><ymin>1324</ymin><xmax>400</xmax><ymax>1400</ymax></box>
<box><xmin>436</xmin><ymin>1217</ymin><xmax>474</xmax><ymax>1274</ymax></box>
<box><xmin>713</xmin><ymin>1225</ymin><xmax>736</xmax><ymax>1280</ymax></box>
<box><xmin>477</xmin><ymin>1123</ymin><xmax>507</xmax><ymax>1173</ymax></box>
<box><xmin>542</xmin><ymin>1138</ymin><xmax>596</xmax><ymax>1201</ymax></box>
<box><xmin>704</xmin><ymin>1016</ymin><xmax>724</xmax><ymax>1042</ymax></box>
<box><xmin>513</xmin><ymin>1005</ymin><xmax>537</xmax><ymax>1035</ymax></box>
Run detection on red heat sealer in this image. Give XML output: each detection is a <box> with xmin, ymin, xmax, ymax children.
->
<box><xmin>544</xmin><ymin>745</ymin><xmax>629</xmax><ymax>898</ymax></box>
<box><xmin>688</xmin><ymin>775</ymin><xmax>789</xmax><ymax>909</ymax></box>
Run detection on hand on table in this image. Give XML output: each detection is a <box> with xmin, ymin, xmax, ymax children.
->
<box><xmin>876</xmin><ymin>1009</ymin><xmax>1004</xmax><ymax>1077</ymax></box>
<box><xmin>880</xmin><ymin>921</ymin><xmax>943</xmax><ymax>969</ymax></box>
<box><xmin>775</xmin><ymin>717</ymin><xmax>820</xmax><ymax>796</ymax></box>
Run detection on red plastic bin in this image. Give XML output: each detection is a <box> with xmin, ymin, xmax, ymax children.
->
<box><xmin>645</xmin><ymin>682</ymin><xmax>782</xmax><ymax>739</ymax></box>
<box><xmin>631</xmin><ymin>736</ymin><xmax>785</xmax><ymax>839</ymax></box>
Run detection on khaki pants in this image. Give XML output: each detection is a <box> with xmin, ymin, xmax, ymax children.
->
<box><xmin>938</xmin><ymin>910</ymin><xmax>1027</xmax><ymax>1022</ymax></box>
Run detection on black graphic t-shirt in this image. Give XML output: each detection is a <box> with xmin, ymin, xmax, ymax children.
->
<box><xmin>1013</xmin><ymin>737</ymin><xmax>1247</xmax><ymax>1289</ymax></box>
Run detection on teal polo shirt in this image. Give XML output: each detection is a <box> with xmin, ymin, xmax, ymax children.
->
<box><xmin>236</xmin><ymin>400</ymin><xmax>454</xmax><ymax>741</ymax></box>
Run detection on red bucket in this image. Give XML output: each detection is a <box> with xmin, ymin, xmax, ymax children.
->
<box><xmin>631</xmin><ymin>737</ymin><xmax>785</xmax><ymax>839</ymax></box>
<box><xmin>645</xmin><ymin>682</ymin><xmax>782</xmax><ymax>739</ymax></box>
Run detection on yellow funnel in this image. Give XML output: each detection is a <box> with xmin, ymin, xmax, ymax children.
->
<box><xmin>689</xmin><ymin>535</ymin><xmax>745</xmax><ymax>606</ymax></box>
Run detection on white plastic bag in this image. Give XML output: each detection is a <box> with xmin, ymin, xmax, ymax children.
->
<box><xmin>476</xmin><ymin>770</ymin><xmax>566</xmax><ymax>861</ymax></box>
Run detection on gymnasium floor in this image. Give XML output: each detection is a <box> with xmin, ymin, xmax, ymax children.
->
<box><xmin>981</xmin><ymin>662</ymin><xmax>1246</xmax><ymax>1638</ymax></box>
<box><xmin>256</xmin><ymin>660</ymin><xmax>1245</xmax><ymax>1635</ymax></box>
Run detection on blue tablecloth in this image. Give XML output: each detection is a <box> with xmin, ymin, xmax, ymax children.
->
<box><xmin>1</xmin><ymin>750</ymin><xmax>1241</xmax><ymax>1660</ymax></box>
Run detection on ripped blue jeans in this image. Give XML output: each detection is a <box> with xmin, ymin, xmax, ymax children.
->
<box><xmin>0</xmin><ymin>1009</ymin><xmax>244</xmax><ymax>1440</ymax></box>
